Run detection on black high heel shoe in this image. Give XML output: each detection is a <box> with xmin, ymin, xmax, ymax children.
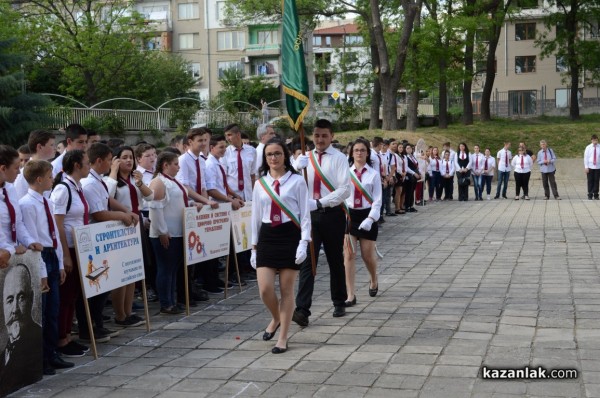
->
<box><xmin>271</xmin><ymin>343</ymin><xmax>288</xmax><ymax>354</ymax></box>
<box><xmin>345</xmin><ymin>296</ymin><xmax>357</xmax><ymax>307</ymax></box>
<box><xmin>369</xmin><ymin>285</ymin><xmax>379</xmax><ymax>297</ymax></box>
<box><xmin>262</xmin><ymin>323</ymin><xmax>280</xmax><ymax>341</ymax></box>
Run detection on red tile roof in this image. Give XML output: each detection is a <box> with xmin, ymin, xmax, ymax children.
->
<box><xmin>313</xmin><ymin>23</ymin><xmax>360</xmax><ymax>35</ymax></box>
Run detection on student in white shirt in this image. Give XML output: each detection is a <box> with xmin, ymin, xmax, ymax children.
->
<box><xmin>343</xmin><ymin>138</ymin><xmax>382</xmax><ymax>309</ymax></box>
<box><xmin>50</xmin><ymin>149</ymin><xmax>91</xmax><ymax>358</ymax></box>
<box><xmin>482</xmin><ymin>148</ymin><xmax>496</xmax><ymax>200</ymax></box>
<box><xmin>51</xmin><ymin>124</ymin><xmax>88</xmax><ymax>177</ymax></box>
<box><xmin>454</xmin><ymin>142</ymin><xmax>471</xmax><ymax>202</ymax></box>
<box><xmin>429</xmin><ymin>147</ymin><xmax>442</xmax><ymax>201</ymax></box>
<box><xmin>512</xmin><ymin>146</ymin><xmax>533</xmax><ymax>200</ymax></box>
<box><xmin>440</xmin><ymin>150</ymin><xmax>455</xmax><ymax>200</ymax></box>
<box><xmin>255</xmin><ymin>124</ymin><xmax>276</xmax><ymax>175</ymax></box>
<box><xmin>583</xmin><ymin>134</ymin><xmax>600</xmax><ymax>200</ymax></box>
<box><xmin>13</xmin><ymin>130</ymin><xmax>58</xmax><ymax>199</ymax></box>
<box><xmin>393</xmin><ymin>143</ymin><xmax>406</xmax><ymax>213</ymax></box>
<box><xmin>495</xmin><ymin>141</ymin><xmax>512</xmax><ymax>199</ymax></box>
<box><xmin>251</xmin><ymin>138</ymin><xmax>310</xmax><ymax>354</ymax></box>
<box><xmin>470</xmin><ymin>145</ymin><xmax>485</xmax><ymax>201</ymax></box>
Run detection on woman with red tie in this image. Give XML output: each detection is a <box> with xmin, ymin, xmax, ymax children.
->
<box><xmin>344</xmin><ymin>138</ymin><xmax>382</xmax><ymax>306</ymax></box>
<box><xmin>454</xmin><ymin>142</ymin><xmax>471</xmax><ymax>201</ymax></box>
<box><xmin>482</xmin><ymin>148</ymin><xmax>496</xmax><ymax>200</ymax></box>
<box><xmin>403</xmin><ymin>144</ymin><xmax>421</xmax><ymax>212</ymax></box>
<box><xmin>107</xmin><ymin>146</ymin><xmax>154</xmax><ymax>326</ymax></box>
<box><xmin>440</xmin><ymin>150</ymin><xmax>455</xmax><ymax>200</ymax></box>
<box><xmin>50</xmin><ymin>149</ymin><xmax>91</xmax><ymax>357</ymax></box>
<box><xmin>251</xmin><ymin>138</ymin><xmax>311</xmax><ymax>354</ymax></box>
<box><xmin>428</xmin><ymin>147</ymin><xmax>442</xmax><ymax>201</ymax></box>
<box><xmin>512</xmin><ymin>146</ymin><xmax>533</xmax><ymax>200</ymax></box>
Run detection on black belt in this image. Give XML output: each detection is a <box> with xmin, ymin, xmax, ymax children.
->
<box><xmin>311</xmin><ymin>204</ymin><xmax>343</xmax><ymax>213</ymax></box>
<box><xmin>42</xmin><ymin>247</ymin><xmax>57</xmax><ymax>253</ymax></box>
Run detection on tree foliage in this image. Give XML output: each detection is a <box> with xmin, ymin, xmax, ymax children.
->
<box><xmin>216</xmin><ymin>68</ymin><xmax>279</xmax><ymax>114</ymax></box>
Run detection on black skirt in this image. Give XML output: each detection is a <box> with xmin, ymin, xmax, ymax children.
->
<box><xmin>256</xmin><ymin>222</ymin><xmax>301</xmax><ymax>270</ymax></box>
<box><xmin>349</xmin><ymin>208</ymin><xmax>378</xmax><ymax>241</ymax></box>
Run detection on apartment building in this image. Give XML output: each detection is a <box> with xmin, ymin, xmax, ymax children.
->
<box><xmin>472</xmin><ymin>1</ymin><xmax>600</xmax><ymax>116</ymax></box>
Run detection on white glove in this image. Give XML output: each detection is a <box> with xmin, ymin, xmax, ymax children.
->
<box><xmin>295</xmin><ymin>240</ymin><xmax>308</xmax><ymax>265</ymax></box>
<box><xmin>358</xmin><ymin>218</ymin><xmax>373</xmax><ymax>231</ymax></box>
<box><xmin>308</xmin><ymin>199</ymin><xmax>318</xmax><ymax>212</ymax></box>
<box><xmin>294</xmin><ymin>154</ymin><xmax>309</xmax><ymax>170</ymax></box>
<box><xmin>250</xmin><ymin>250</ymin><xmax>257</xmax><ymax>269</ymax></box>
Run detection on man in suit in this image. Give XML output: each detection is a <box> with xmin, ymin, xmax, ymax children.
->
<box><xmin>0</xmin><ymin>264</ymin><xmax>42</xmax><ymax>396</ymax></box>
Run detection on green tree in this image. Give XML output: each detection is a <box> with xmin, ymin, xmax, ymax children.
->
<box><xmin>216</xmin><ymin>68</ymin><xmax>279</xmax><ymax>114</ymax></box>
<box><xmin>0</xmin><ymin>39</ymin><xmax>51</xmax><ymax>145</ymax></box>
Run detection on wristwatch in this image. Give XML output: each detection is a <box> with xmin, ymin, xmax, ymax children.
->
<box><xmin>135</xmin><ymin>181</ymin><xmax>143</xmax><ymax>187</ymax></box>
<box><xmin>316</xmin><ymin>199</ymin><xmax>324</xmax><ymax>212</ymax></box>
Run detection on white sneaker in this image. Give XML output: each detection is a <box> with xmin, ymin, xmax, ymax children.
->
<box><xmin>487</xmin><ymin>195</ymin><xmax>491</xmax><ymax>200</ymax></box>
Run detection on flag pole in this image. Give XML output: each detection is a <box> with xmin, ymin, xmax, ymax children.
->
<box><xmin>298</xmin><ymin>123</ymin><xmax>317</xmax><ymax>277</ymax></box>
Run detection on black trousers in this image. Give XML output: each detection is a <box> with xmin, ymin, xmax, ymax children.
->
<box><xmin>457</xmin><ymin>171</ymin><xmax>470</xmax><ymax>201</ymax></box>
<box><xmin>514</xmin><ymin>171</ymin><xmax>531</xmax><ymax>196</ymax></box>
<box><xmin>587</xmin><ymin>169</ymin><xmax>600</xmax><ymax>197</ymax></box>
<box><xmin>75</xmin><ymin>292</ymin><xmax>109</xmax><ymax>334</ymax></box>
<box><xmin>295</xmin><ymin>206</ymin><xmax>347</xmax><ymax>316</ymax></box>
<box><xmin>441</xmin><ymin>177</ymin><xmax>454</xmax><ymax>199</ymax></box>
<box><xmin>403</xmin><ymin>177</ymin><xmax>416</xmax><ymax>209</ymax></box>
<box><xmin>541</xmin><ymin>171</ymin><xmax>559</xmax><ymax>198</ymax></box>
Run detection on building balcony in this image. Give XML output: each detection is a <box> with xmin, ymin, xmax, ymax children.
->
<box><xmin>246</xmin><ymin>43</ymin><xmax>281</xmax><ymax>55</ymax></box>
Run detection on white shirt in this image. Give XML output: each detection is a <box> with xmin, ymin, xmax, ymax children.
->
<box><xmin>12</xmin><ymin>173</ymin><xmax>30</xmax><ymax>200</ymax></box>
<box><xmin>177</xmin><ymin>150</ymin><xmax>207</xmax><ymax>194</ymax></box>
<box><xmin>454</xmin><ymin>151</ymin><xmax>472</xmax><ymax>171</ymax></box>
<box><xmin>81</xmin><ymin>169</ymin><xmax>110</xmax><ymax>216</ymax></box>
<box><xmin>51</xmin><ymin>152</ymin><xmax>66</xmax><ymax>177</ymax></box>
<box><xmin>136</xmin><ymin>165</ymin><xmax>155</xmax><ymax>186</ymax></box>
<box><xmin>346</xmin><ymin>164</ymin><xmax>382</xmax><ymax>221</ymax></box>
<box><xmin>147</xmin><ymin>175</ymin><xmax>185</xmax><ymax>238</ymax></box>
<box><xmin>440</xmin><ymin>159</ymin><xmax>455</xmax><ymax>177</ymax></box>
<box><xmin>255</xmin><ymin>142</ymin><xmax>265</xmax><ymax>175</ymax></box>
<box><xmin>19</xmin><ymin>189</ymin><xmax>64</xmax><ymax>271</ymax></box>
<box><xmin>0</xmin><ymin>183</ymin><xmax>36</xmax><ymax>249</ymax></box>
<box><xmin>429</xmin><ymin>156</ymin><xmax>442</xmax><ymax>174</ymax></box>
<box><xmin>497</xmin><ymin>148</ymin><xmax>512</xmax><ymax>172</ymax></box>
<box><xmin>307</xmin><ymin>145</ymin><xmax>351</xmax><ymax>208</ymax></box>
<box><xmin>205</xmin><ymin>154</ymin><xmax>229</xmax><ymax>199</ymax></box>
<box><xmin>537</xmin><ymin>148</ymin><xmax>557</xmax><ymax>173</ymax></box>
<box><xmin>250</xmin><ymin>171</ymin><xmax>311</xmax><ymax>245</ymax></box>
<box><xmin>470</xmin><ymin>153</ymin><xmax>485</xmax><ymax>175</ymax></box>
<box><xmin>223</xmin><ymin>144</ymin><xmax>256</xmax><ymax>201</ymax></box>
<box><xmin>584</xmin><ymin>143</ymin><xmax>600</xmax><ymax>169</ymax></box>
<box><xmin>483</xmin><ymin>156</ymin><xmax>496</xmax><ymax>176</ymax></box>
<box><xmin>512</xmin><ymin>154</ymin><xmax>533</xmax><ymax>173</ymax></box>
<box><xmin>370</xmin><ymin>149</ymin><xmax>382</xmax><ymax>176</ymax></box>
<box><xmin>443</xmin><ymin>149</ymin><xmax>456</xmax><ymax>164</ymax></box>
<box><xmin>50</xmin><ymin>175</ymin><xmax>88</xmax><ymax>248</ymax></box>
<box><xmin>107</xmin><ymin>175</ymin><xmax>154</xmax><ymax>212</ymax></box>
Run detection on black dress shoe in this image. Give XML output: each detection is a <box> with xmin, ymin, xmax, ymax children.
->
<box><xmin>271</xmin><ymin>344</ymin><xmax>288</xmax><ymax>354</ymax></box>
<box><xmin>43</xmin><ymin>366</ymin><xmax>56</xmax><ymax>375</ymax></box>
<box><xmin>292</xmin><ymin>310</ymin><xmax>309</xmax><ymax>327</ymax></box>
<box><xmin>262</xmin><ymin>323</ymin><xmax>280</xmax><ymax>341</ymax></box>
<box><xmin>333</xmin><ymin>306</ymin><xmax>346</xmax><ymax>317</ymax></box>
<box><xmin>345</xmin><ymin>296</ymin><xmax>357</xmax><ymax>307</ymax></box>
<box><xmin>369</xmin><ymin>285</ymin><xmax>379</xmax><ymax>297</ymax></box>
<box><xmin>50</xmin><ymin>356</ymin><xmax>74</xmax><ymax>369</ymax></box>
<box><xmin>385</xmin><ymin>213</ymin><xmax>397</xmax><ymax>217</ymax></box>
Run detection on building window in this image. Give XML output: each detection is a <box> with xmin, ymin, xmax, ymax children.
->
<box><xmin>515</xmin><ymin>0</ymin><xmax>538</xmax><ymax>8</ymax></box>
<box><xmin>325</xmin><ymin>36</ymin><xmax>331</xmax><ymax>46</ymax></box>
<box><xmin>344</xmin><ymin>35</ymin><xmax>363</xmax><ymax>45</ymax></box>
<box><xmin>509</xmin><ymin>90</ymin><xmax>537</xmax><ymax>115</ymax></box>
<box><xmin>315</xmin><ymin>52</ymin><xmax>331</xmax><ymax>66</ymax></box>
<box><xmin>342</xmin><ymin>52</ymin><xmax>358</xmax><ymax>64</ymax></box>
<box><xmin>587</xmin><ymin>21</ymin><xmax>600</xmax><ymax>38</ymax></box>
<box><xmin>178</xmin><ymin>3</ymin><xmax>199</xmax><ymax>20</ymax></box>
<box><xmin>556</xmin><ymin>56</ymin><xmax>568</xmax><ymax>72</ymax></box>
<box><xmin>315</xmin><ymin>73</ymin><xmax>332</xmax><ymax>91</ymax></box>
<box><xmin>313</xmin><ymin>36</ymin><xmax>322</xmax><ymax>46</ymax></box>
<box><xmin>217</xmin><ymin>31</ymin><xmax>245</xmax><ymax>50</ymax></box>
<box><xmin>147</xmin><ymin>36</ymin><xmax>162</xmax><ymax>50</ymax></box>
<box><xmin>179</xmin><ymin>33</ymin><xmax>199</xmax><ymax>50</ymax></box>
<box><xmin>556</xmin><ymin>88</ymin><xmax>582</xmax><ymax>108</ymax></box>
<box><xmin>515</xmin><ymin>23</ymin><xmax>536</xmax><ymax>40</ymax></box>
<box><xmin>252</xmin><ymin>59</ymin><xmax>279</xmax><ymax>75</ymax></box>
<box><xmin>515</xmin><ymin>56</ymin><xmax>536</xmax><ymax>73</ymax></box>
<box><xmin>190</xmin><ymin>63</ymin><xmax>202</xmax><ymax>79</ymax></box>
<box><xmin>257</xmin><ymin>30</ymin><xmax>279</xmax><ymax>45</ymax></box>
<box><xmin>218</xmin><ymin>61</ymin><xmax>244</xmax><ymax>78</ymax></box>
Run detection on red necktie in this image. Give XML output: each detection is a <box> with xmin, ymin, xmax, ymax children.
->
<box><xmin>402</xmin><ymin>157</ymin><xmax>405</xmax><ymax>173</ymax></box>
<box><xmin>377</xmin><ymin>154</ymin><xmax>384</xmax><ymax>175</ymax></box>
<box><xmin>219</xmin><ymin>164</ymin><xmax>230</xmax><ymax>195</ymax></box>
<box><xmin>43</xmin><ymin>197</ymin><xmax>57</xmax><ymax>249</ymax></box>
<box><xmin>162</xmin><ymin>174</ymin><xmax>189</xmax><ymax>206</ymax></box>
<box><xmin>475</xmin><ymin>155</ymin><xmax>479</xmax><ymax>169</ymax></box>
<box><xmin>236</xmin><ymin>148</ymin><xmax>244</xmax><ymax>191</ymax></box>
<box><xmin>594</xmin><ymin>145</ymin><xmax>597</xmax><ymax>166</ymax></box>
<box><xmin>74</xmin><ymin>187</ymin><xmax>89</xmax><ymax>225</ymax></box>
<box><xmin>270</xmin><ymin>180</ymin><xmax>282</xmax><ymax>227</ymax></box>
<box><xmin>446</xmin><ymin>163</ymin><xmax>449</xmax><ymax>174</ymax></box>
<box><xmin>544</xmin><ymin>150</ymin><xmax>547</xmax><ymax>161</ymax></box>
<box><xmin>121</xmin><ymin>177</ymin><xmax>140</xmax><ymax>215</ymax></box>
<box><xmin>313</xmin><ymin>151</ymin><xmax>324</xmax><ymax>199</ymax></box>
<box><xmin>3</xmin><ymin>187</ymin><xmax>16</xmax><ymax>242</ymax></box>
<box><xmin>484</xmin><ymin>158</ymin><xmax>488</xmax><ymax>170</ymax></box>
<box><xmin>354</xmin><ymin>168</ymin><xmax>364</xmax><ymax>207</ymax></box>
<box><xmin>436</xmin><ymin>158</ymin><xmax>439</xmax><ymax>170</ymax></box>
<box><xmin>521</xmin><ymin>155</ymin><xmax>524</xmax><ymax>168</ymax></box>
<box><xmin>505</xmin><ymin>151</ymin><xmax>508</xmax><ymax>167</ymax></box>
<box><xmin>195</xmin><ymin>158</ymin><xmax>202</xmax><ymax>194</ymax></box>
<box><xmin>461</xmin><ymin>153</ymin><xmax>465</xmax><ymax>160</ymax></box>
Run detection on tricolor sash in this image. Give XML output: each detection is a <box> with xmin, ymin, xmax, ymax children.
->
<box><xmin>258</xmin><ymin>177</ymin><xmax>300</xmax><ymax>228</ymax></box>
<box><xmin>308</xmin><ymin>151</ymin><xmax>351</xmax><ymax>218</ymax></box>
<box><xmin>349</xmin><ymin>170</ymin><xmax>374</xmax><ymax>205</ymax></box>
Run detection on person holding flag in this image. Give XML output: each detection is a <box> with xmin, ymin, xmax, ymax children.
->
<box><xmin>343</xmin><ymin>138</ymin><xmax>382</xmax><ymax>308</ymax></box>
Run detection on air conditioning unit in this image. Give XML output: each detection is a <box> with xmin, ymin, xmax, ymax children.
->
<box><xmin>241</xmin><ymin>56</ymin><xmax>250</xmax><ymax>64</ymax></box>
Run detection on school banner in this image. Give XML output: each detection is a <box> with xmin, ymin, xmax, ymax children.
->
<box><xmin>0</xmin><ymin>251</ymin><xmax>43</xmax><ymax>397</ymax></box>
<box><xmin>73</xmin><ymin>221</ymin><xmax>145</xmax><ymax>299</ymax></box>
<box><xmin>183</xmin><ymin>203</ymin><xmax>232</xmax><ymax>265</ymax></box>
<box><xmin>231</xmin><ymin>203</ymin><xmax>252</xmax><ymax>254</ymax></box>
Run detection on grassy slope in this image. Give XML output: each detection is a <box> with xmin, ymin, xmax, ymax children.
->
<box><xmin>331</xmin><ymin>115</ymin><xmax>600</xmax><ymax>158</ymax></box>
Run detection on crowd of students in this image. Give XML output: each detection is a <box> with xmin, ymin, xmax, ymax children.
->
<box><xmin>0</xmin><ymin>121</ymin><xmax>570</xmax><ymax>372</ymax></box>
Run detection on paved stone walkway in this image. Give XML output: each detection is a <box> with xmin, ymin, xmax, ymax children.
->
<box><xmin>10</xmin><ymin>176</ymin><xmax>600</xmax><ymax>398</ymax></box>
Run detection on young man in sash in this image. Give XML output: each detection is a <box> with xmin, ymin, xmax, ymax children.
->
<box><xmin>293</xmin><ymin>119</ymin><xmax>351</xmax><ymax>325</ymax></box>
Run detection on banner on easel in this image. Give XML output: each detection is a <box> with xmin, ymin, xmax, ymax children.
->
<box><xmin>183</xmin><ymin>203</ymin><xmax>232</xmax><ymax>265</ymax></box>
<box><xmin>73</xmin><ymin>221</ymin><xmax>145</xmax><ymax>299</ymax></box>
<box><xmin>230</xmin><ymin>203</ymin><xmax>252</xmax><ymax>254</ymax></box>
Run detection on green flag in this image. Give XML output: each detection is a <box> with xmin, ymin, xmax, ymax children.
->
<box><xmin>281</xmin><ymin>0</ymin><xmax>309</xmax><ymax>131</ymax></box>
